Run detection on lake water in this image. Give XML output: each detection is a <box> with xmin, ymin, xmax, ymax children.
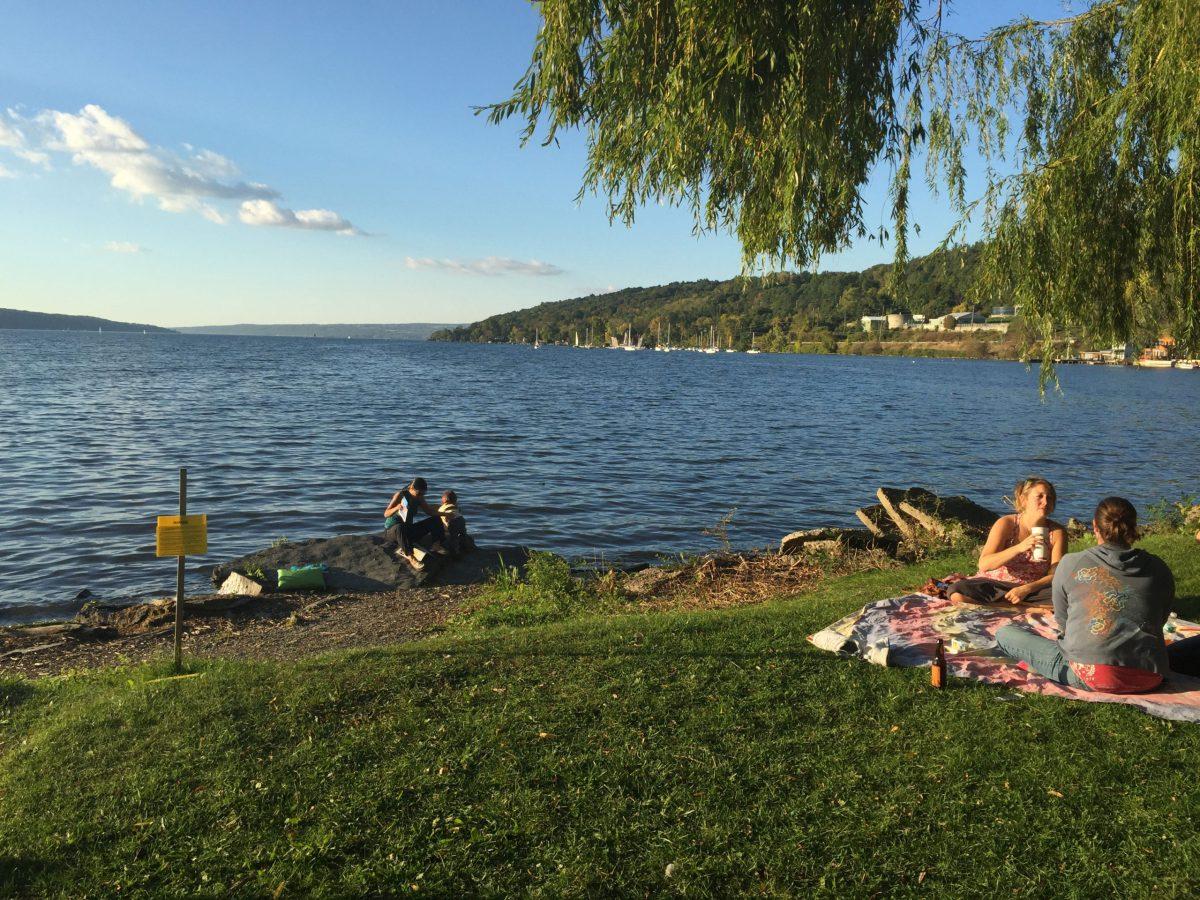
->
<box><xmin>1</xmin><ymin>329</ymin><xmax>1197</xmax><ymax>624</ymax></box>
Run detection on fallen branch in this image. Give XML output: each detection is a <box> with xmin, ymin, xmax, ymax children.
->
<box><xmin>2</xmin><ymin>640</ymin><xmax>68</xmax><ymax>658</ymax></box>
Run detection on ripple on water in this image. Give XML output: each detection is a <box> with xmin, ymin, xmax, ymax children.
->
<box><xmin>1</xmin><ymin>331</ymin><xmax>1199</xmax><ymax>621</ymax></box>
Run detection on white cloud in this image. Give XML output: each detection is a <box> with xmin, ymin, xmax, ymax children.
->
<box><xmin>15</xmin><ymin>149</ymin><xmax>50</xmax><ymax>167</ymax></box>
<box><xmin>238</xmin><ymin>199</ymin><xmax>360</xmax><ymax>235</ymax></box>
<box><xmin>0</xmin><ymin>114</ymin><xmax>24</xmax><ymax>149</ymax></box>
<box><xmin>0</xmin><ymin>103</ymin><xmax>359</xmax><ymax>234</ymax></box>
<box><xmin>0</xmin><ymin>162</ymin><xmax>14</xmax><ymax>179</ymax></box>
<box><xmin>403</xmin><ymin>255</ymin><xmax>565</xmax><ymax>277</ymax></box>
<box><xmin>0</xmin><ymin>112</ymin><xmax>49</xmax><ymax>169</ymax></box>
<box><xmin>39</xmin><ymin>104</ymin><xmax>277</xmax><ymax>223</ymax></box>
<box><xmin>103</xmin><ymin>240</ymin><xmax>144</xmax><ymax>253</ymax></box>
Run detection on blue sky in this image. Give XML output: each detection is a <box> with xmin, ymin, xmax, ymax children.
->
<box><xmin>0</xmin><ymin>1</ymin><xmax>1062</xmax><ymax>327</ymax></box>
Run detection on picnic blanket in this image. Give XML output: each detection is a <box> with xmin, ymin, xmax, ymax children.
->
<box><xmin>810</xmin><ymin>593</ymin><xmax>1200</xmax><ymax>723</ymax></box>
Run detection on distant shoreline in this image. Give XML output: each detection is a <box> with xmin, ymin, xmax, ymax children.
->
<box><xmin>429</xmin><ymin>339</ymin><xmax>1039</xmax><ymax>363</ymax></box>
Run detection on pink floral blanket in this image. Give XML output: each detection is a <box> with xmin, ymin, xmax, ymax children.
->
<box><xmin>809</xmin><ymin>594</ymin><xmax>1200</xmax><ymax>723</ymax></box>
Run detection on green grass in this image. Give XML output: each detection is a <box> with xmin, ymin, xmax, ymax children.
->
<box><xmin>2</xmin><ymin>536</ymin><xmax>1199</xmax><ymax>896</ymax></box>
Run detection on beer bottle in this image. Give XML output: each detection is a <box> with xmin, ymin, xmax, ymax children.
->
<box><xmin>931</xmin><ymin>639</ymin><xmax>947</xmax><ymax>688</ymax></box>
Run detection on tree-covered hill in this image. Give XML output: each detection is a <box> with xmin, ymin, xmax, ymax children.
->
<box><xmin>0</xmin><ymin>308</ymin><xmax>174</xmax><ymax>334</ymax></box>
<box><xmin>431</xmin><ymin>246</ymin><xmax>983</xmax><ymax>351</ymax></box>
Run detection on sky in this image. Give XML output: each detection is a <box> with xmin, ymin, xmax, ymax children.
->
<box><xmin>0</xmin><ymin>1</ymin><xmax>1067</xmax><ymax>327</ymax></box>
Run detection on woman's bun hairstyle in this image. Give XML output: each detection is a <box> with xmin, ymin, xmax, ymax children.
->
<box><xmin>1094</xmin><ymin>496</ymin><xmax>1138</xmax><ymax>546</ymax></box>
<box><xmin>1013</xmin><ymin>476</ymin><xmax>1057</xmax><ymax>514</ymax></box>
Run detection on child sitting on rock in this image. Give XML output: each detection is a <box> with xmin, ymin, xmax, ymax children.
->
<box><xmin>438</xmin><ymin>490</ymin><xmax>471</xmax><ymax>556</ymax></box>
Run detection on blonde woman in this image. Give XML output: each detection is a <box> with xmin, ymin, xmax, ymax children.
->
<box><xmin>948</xmin><ymin>477</ymin><xmax>1067</xmax><ymax>605</ymax></box>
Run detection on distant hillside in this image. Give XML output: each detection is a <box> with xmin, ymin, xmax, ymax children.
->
<box><xmin>177</xmin><ymin>323</ymin><xmax>458</xmax><ymax>341</ymax></box>
<box><xmin>0</xmin><ymin>308</ymin><xmax>174</xmax><ymax>333</ymax></box>
<box><xmin>431</xmin><ymin>246</ymin><xmax>984</xmax><ymax>351</ymax></box>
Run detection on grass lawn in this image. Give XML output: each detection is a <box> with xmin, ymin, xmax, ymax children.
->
<box><xmin>2</xmin><ymin>536</ymin><xmax>1198</xmax><ymax>896</ymax></box>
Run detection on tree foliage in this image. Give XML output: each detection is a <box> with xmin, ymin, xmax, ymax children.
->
<box><xmin>430</xmin><ymin>245</ymin><xmax>985</xmax><ymax>349</ymax></box>
<box><xmin>913</xmin><ymin>0</ymin><xmax>1200</xmax><ymax>378</ymax></box>
<box><xmin>487</xmin><ymin>0</ymin><xmax>1200</xmax><ymax>370</ymax></box>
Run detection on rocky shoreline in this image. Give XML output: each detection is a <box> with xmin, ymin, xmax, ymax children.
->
<box><xmin>1</xmin><ymin>486</ymin><xmax>1006</xmax><ymax>678</ymax></box>
<box><xmin>1</xmin><ymin>537</ymin><xmax>530</xmax><ymax>678</ymax></box>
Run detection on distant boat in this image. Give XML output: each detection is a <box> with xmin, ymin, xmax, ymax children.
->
<box><xmin>1135</xmin><ymin>358</ymin><xmax>1174</xmax><ymax>369</ymax></box>
<box><xmin>1176</xmin><ymin>360</ymin><xmax>1196</xmax><ymax>370</ymax></box>
<box><xmin>703</xmin><ymin>325</ymin><xmax>719</xmax><ymax>354</ymax></box>
<box><xmin>621</xmin><ymin>325</ymin><xmax>642</xmax><ymax>350</ymax></box>
<box><xmin>747</xmin><ymin>331</ymin><xmax>761</xmax><ymax>354</ymax></box>
<box><xmin>533</xmin><ymin>329</ymin><xmax>541</xmax><ymax>349</ymax></box>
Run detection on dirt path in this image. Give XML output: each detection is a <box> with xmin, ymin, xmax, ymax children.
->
<box><xmin>0</xmin><ymin>584</ymin><xmax>478</xmax><ymax>678</ymax></box>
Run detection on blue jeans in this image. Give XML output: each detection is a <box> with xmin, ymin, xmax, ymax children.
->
<box><xmin>994</xmin><ymin>624</ymin><xmax>1090</xmax><ymax>690</ymax></box>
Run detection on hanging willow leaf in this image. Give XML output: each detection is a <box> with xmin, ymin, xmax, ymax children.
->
<box><xmin>487</xmin><ymin>0</ymin><xmax>1200</xmax><ymax>381</ymax></box>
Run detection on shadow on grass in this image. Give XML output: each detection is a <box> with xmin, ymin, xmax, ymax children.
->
<box><xmin>1175</xmin><ymin>593</ymin><xmax>1200</xmax><ymax>620</ymax></box>
<box><xmin>356</xmin><ymin>646</ymin><xmax>815</xmax><ymax>665</ymax></box>
<box><xmin>0</xmin><ymin>678</ymin><xmax>37</xmax><ymax>713</ymax></box>
<box><xmin>0</xmin><ymin>856</ymin><xmax>60</xmax><ymax>892</ymax></box>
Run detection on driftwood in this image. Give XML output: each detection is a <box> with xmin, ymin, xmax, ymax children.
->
<box><xmin>3</xmin><ymin>640</ymin><xmax>68</xmax><ymax>658</ymax></box>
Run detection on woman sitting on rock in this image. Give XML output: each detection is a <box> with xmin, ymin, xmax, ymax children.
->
<box><xmin>995</xmin><ymin>496</ymin><xmax>1175</xmax><ymax>693</ymax></box>
<box><xmin>384</xmin><ymin>477</ymin><xmax>445</xmax><ymax>570</ymax></box>
<box><xmin>948</xmin><ymin>476</ymin><xmax>1066</xmax><ymax>605</ymax></box>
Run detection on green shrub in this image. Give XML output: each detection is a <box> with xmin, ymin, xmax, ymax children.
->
<box><xmin>1143</xmin><ymin>495</ymin><xmax>1200</xmax><ymax>535</ymax></box>
<box><xmin>463</xmin><ymin>552</ymin><xmax>622</xmax><ymax>629</ymax></box>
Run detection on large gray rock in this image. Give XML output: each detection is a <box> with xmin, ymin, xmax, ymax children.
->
<box><xmin>210</xmin><ymin>533</ymin><xmax>529</xmax><ymax>593</ymax></box>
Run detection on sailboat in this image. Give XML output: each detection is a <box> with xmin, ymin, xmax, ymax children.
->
<box><xmin>574</xmin><ymin>330</ymin><xmax>580</xmax><ymax>348</ymax></box>
<box><xmin>703</xmin><ymin>325</ymin><xmax>719</xmax><ymax>354</ymax></box>
<box><xmin>747</xmin><ymin>331</ymin><xmax>761</xmax><ymax>354</ymax></box>
<box><xmin>621</xmin><ymin>324</ymin><xmax>642</xmax><ymax>351</ymax></box>
<box><xmin>533</xmin><ymin>328</ymin><xmax>541</xmax><ymax>349</ymax></box>
<box><xmin>662</xmin><ymin>321</ymin><xmax>672</xmax><ymax>352</ymax></box>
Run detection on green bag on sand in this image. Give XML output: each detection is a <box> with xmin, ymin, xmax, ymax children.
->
<box><xmin>276</xmin><ymin>564</ymin><xmax>326</xmax><ymax>591</ymax></box>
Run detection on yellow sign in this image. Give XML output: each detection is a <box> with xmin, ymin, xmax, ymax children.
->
<box><xmin>156</xmin><ymin>515</ymin><xmax>208</xmax><ymax>557</ymax></box>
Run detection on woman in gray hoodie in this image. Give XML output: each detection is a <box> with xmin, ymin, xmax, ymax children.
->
<box><xmin>994</xmin><ymin>497</ymin><xmax>1175</xmax><ymax>693</ymax></box>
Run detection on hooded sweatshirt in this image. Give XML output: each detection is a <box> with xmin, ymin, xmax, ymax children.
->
<box><xmin>1052</xmin><ymin>543</ymin><xmax>1175</xmax><ymax>685</ymax></box>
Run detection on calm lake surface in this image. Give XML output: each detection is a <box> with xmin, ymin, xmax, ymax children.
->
<box><xmin>2</xmin><ymin>329</ymin><xmax>1197</xmax><ymax>623</ymax></box>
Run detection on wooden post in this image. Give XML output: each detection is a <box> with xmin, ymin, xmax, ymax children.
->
<box><xmin>174</xmin><ymin>467</ymin><xmax>187</xmax><ymax>671</ymax></box>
